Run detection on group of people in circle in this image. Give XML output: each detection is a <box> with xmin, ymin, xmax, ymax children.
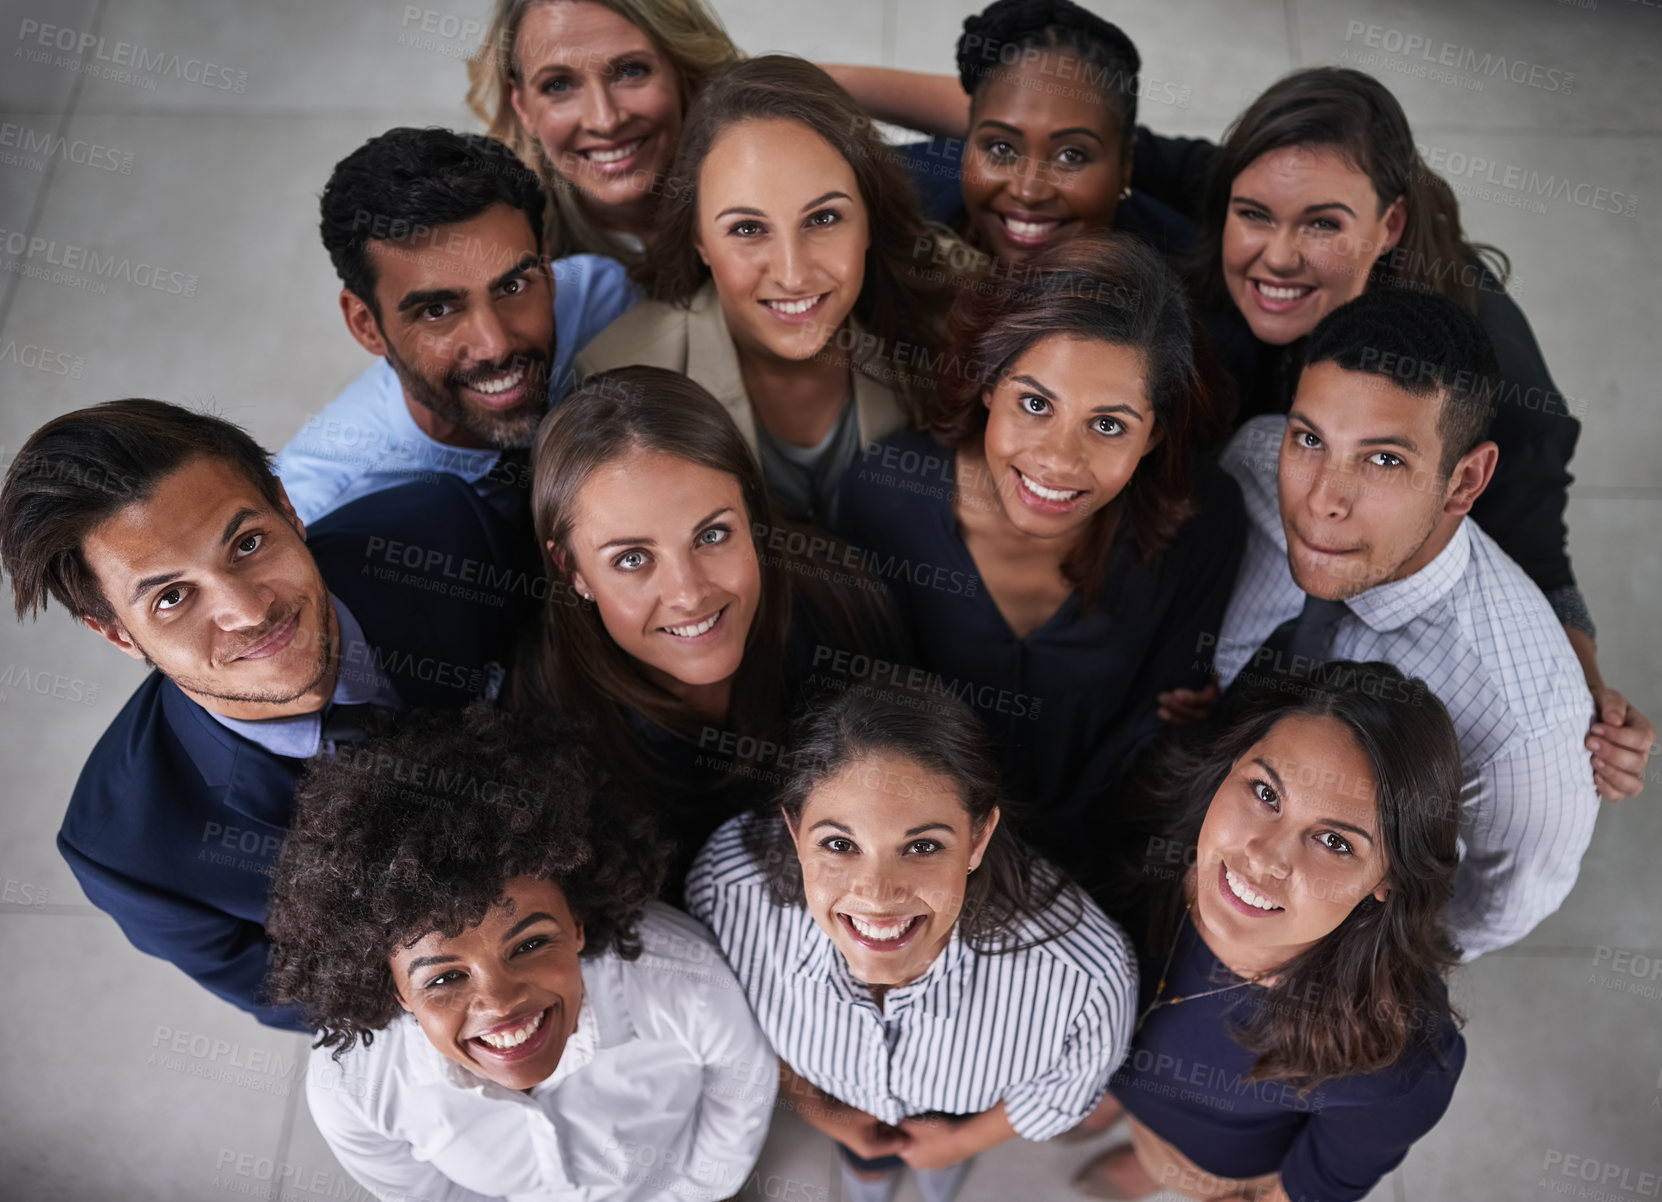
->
<box><xmin>3</xmin><ymin>1</ymin><xmax>1652</xmax><ymax>1200</ymax></box>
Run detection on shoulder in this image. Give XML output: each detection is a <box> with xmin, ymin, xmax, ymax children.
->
<box><xmin>992</xmin><ymin>870</ymin><xmax>1138</xmax><ymax>1007</ymax></box>
<box><xmin>62</xmin><ymin>673</ymin><xmax>177</xmax><ymax>849</ymax></box>
<box><xmin>1219</xmin><ymin>416</ymin><xmax>1284</xmax><ymax>525</ymax></box>
<box><xmin>576</xmin><ymin>294</ymin><xmax>693</xmax><ymax>375</ymax></box>
<box><xmin>686</xmin><ymin>814</ymin><xmax>772</xmax><ymax>902</ymax></box>
<box><xmin>836</xmin><ymin>429</ymin><xmax>954</xmax><ymax>527</ymax></box>
<box><xmin>304</xmin><ymin>1019</ymin><xmax>418</xmax><ymax>1135</ymax></box>
<box><xmin>551</xmin><ymin>253</ymin><xmax>638</xmax><ymax>337</ymax></box>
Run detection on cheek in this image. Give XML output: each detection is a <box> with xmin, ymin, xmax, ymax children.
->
<box><xmin>1221</xmin><ymin>221</ymin><xmax>1255</xmax><ymax>274</ymax></box>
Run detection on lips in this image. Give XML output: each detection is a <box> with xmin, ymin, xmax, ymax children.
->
<box><xmin>577</xmin><ymin>137</ymin><xmax>645</xmax><ymax>175</ymax></box>
<box><xmin>760</xmin><ymin>293</ymin><xmax>829</xmax><ymax>325</ymax></box>
<box><xmin>1012</xmin><ymin>467</ymin><xmax>1088</xmax><ymax>514</ymax></box>
<box><xmin>661</xmin><ymin>606</ymin><xmax>726</xmax><ymax>642</ymax></box>
<box><xmin>996</xmin><ymin>212</ymin><xmax>1069</xmax><ymax>247</ymax></box>
<box><xmin>1219</xmin><ymin>861</ymin><xmax>1284</xmax><ymax>916</ymax></box>
<box><xmin>468</xmin><ymin>1004</ymin><xmax>556</xmax><ymax>1063</ymax></box>
<box><xmin>1248</xmin><ymin>278</ymin><xmax>1317</xmax><ymax>314</ymax></box>
<box><xmin>838</xmin><ymin>912</ymin><xmax>924</xmax><ymax>950</ymax></box>
<box><xmin>456</xmin><ymin>360</ymin><xmax>540</xmax><ymax>411</ymax></box>
<box><xmin>235</xmin><ymin>609</ymin><xmax>301</xmax><ymax>661</ymax></box>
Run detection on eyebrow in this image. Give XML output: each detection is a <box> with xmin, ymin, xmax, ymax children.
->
<box><xmin>406</xmin><ymin>953</ymin><xmax>458</xmax><ymax>972</ymax></box>
<box><xmin>1252</xmin><ymin>757</ymin><xmax>1376</xmax><ymax>845</ymax></box>
<box><xmin>1232</xmin><ymin>193</ymin><xmax>1357</xmax><ymax>219</ymax></box>
<box><xmin>596</xmin><ymin>506</ymin><xmax>733</xmax><ymax>552</ymax></box>
<box><xmin>127</xmin><ymin>506</ymin><xmax>263</xmax><ymax>605</ymax></box>
<box><xmin>394</xmin><ymin>256</ymin><xmax>537</xmax><ymax>316</ymax></box>
<box><xmin>502</xmin><ymin>911</ymin><xmax>559</xmax><ymax>942</ymax></box>
<box><xmin>973</xmin><ymin>118</ymin><xmax>1105</xmax><ymax>146</ymax></box>
<box><xmin>1288</xmin><ymin>408</ymin><xmax>1420</xmax><ymax>456</ymax></box>
<box><xmin>807</xmin><ymin>820</ymin><xmax>959</xmax><ymax>837</ymax></box>
<box><xmin>713</xmin><ymin>191</ymin><xmax>853</xmax><ymax>224</ymax></box>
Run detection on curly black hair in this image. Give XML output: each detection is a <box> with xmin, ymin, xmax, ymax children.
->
<box><xmin>955</xmin><ymin>0</ymin><xmax>1141</xmax><ymax>139</ymax></box>
<box><xmin>318</xmin><ymin>126</ymin><xmax>546</xmax><ymax>317</ymax></box>
<box><xmin>265</xmin><ymin>703</ymin><xmax>669</xmax><ymax>1056</ymax></box>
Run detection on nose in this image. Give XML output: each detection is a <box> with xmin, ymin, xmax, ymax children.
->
<box><xmin>1307</xmin><ymin>463</ymin><xmax>1355</xmax><ymax>521</ymax></box>
<box><xmin>771</xmin><ymin>230</ymin><xmax>811</xmax><ymax>296</ymax></box>
<box><xmin>214</xmin><ymin>574</ymin><xmax>277</xmax><ymax>633</ymax></box>
<box><xmin>582</xmin><ymin>80</ymin><xmax>623</xmax><ymax>137</ymax></box>
<box><xmin>1031</xmin><ymin>422</ymin><xmax>1090</xmax><ymax>478</ymax></box>
<box><xmin>848</xmin><ymin>857</ymin><xmax>906</xmax><ymax>912</ymax></box>
<box><xmin>1261</xmin><ymin>223</ymin><xmax>1304</xmax><ymax>275</ymax></box>
<box><xmin>459</xmin><ymin>302</ymin><xmax>513</xmax><ymax>369</ymax></box>
<box><xmin>1241</xmin><ymin>829</ymin><xmax>1293</xmax><ymax>883</ymax></box>
<box><xmin>657</xmin><ymin>551</ymin><xmax>712</xmax><ymax>613</ymax></box>
<box><xmin>470</xmin><ymin>966</ymin><xmax>535</xmax><ymax>1023</ymax></box>
<box><xmin>1004</xmin><ymin>152</ymin><xmax>1055</xmax><ymax>207</ymax></box>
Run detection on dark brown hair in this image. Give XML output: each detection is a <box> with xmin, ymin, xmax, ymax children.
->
<box><xmin>932</xmin><ymin>232</ymin><xmax>1231</xmax><ymax>605</ymax></box>
<box><xmin>638</xmin><ymin>55</ymin><xmax>962</xmax><ymax>420</ymax></box>
<box><xmin>265</xmin><ymin>703</ymin><xmax>668</xmax><ymax>1056</ymax></box>
<box><xmin>1190</xmin><ymin>67</ymin><xmax>1508</xmax><ymax>313</ymax></box>
<box><xmin>0</xmin><ymin>399</ymin><xmax>288</xmax><ymax>623</ymax></box>
<box><xmin>1133</xmin><ymin>660</ymin><xmax>1464</xmax><ymax>1087</ymax></box>
<box><xmin>744</xmin><ymin>685</ymin><xmax>1083</xmax><ymax>952</ymax></box>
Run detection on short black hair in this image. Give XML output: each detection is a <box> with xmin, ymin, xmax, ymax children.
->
<box><xmin>265</xmin><ymin>703</ymin><xmax>670</xmax><ymax>1056</ymax></box>
<box><xmin>318</xmin><ymin>126</ymin><xmax>546</xmax><ymax>317</ymax></box>
<box><xmin>0</xmin><ymin>399</ymin><xmax>286</xmax><ymax>623</ymax></box>
<box><xmin>956</xmin><ymin>0</ymin><xmax>1141</xmax><ymax>140</ymax></box>
<box><xmin>1303</xmin><ymin>287</ymin><xmax>1500</xmax><ymax>475</ymax></box>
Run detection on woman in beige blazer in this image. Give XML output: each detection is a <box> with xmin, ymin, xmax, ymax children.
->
<box><xmin>577</xmin><ymin>56</ymin><xmax>966</xmax><ymax>523</ymax></box>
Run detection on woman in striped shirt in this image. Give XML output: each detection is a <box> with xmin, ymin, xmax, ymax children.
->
<box><xmin>686</xmin><ymin>687</ymin><xmax>1137</xmax><ymax>1202</ymax></box>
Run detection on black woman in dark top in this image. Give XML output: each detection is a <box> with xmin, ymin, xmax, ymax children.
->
<box><xmin>833</xmin><ymin>0</ymin><xmax>1196</xmax><ymax>271</ymax></box>
<box><xmin>829</xmin><ymin>59</ymin><xmax>1653</xmax><ymax>802</ymax></box>
<box><xmin>514</xmin><ymin>365</ymin><xmax>896</xmax><ymax>901</ymax></box>
<box><xmin>1072</xmin><ymin>661</ymin><xmax>1467</xmax><ymax>1201</ymax></box>
<box><xmin>833</xmin><ymin>233</ymin><xmax>1243</xmax><ymax>881</ymax></box>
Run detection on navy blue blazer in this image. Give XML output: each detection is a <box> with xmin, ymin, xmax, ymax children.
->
<box><xmin>57</xmin><ymin>473</ymin><xmax>541</xmax><ymax>1031</ymax></box>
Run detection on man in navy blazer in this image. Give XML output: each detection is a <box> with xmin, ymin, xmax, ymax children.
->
<box><xmin>0</xmin><ymin>399</ymin><xmax>543</xmax><ymax>1030</ymax></box>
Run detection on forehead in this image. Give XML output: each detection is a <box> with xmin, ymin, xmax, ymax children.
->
<box><xmin>1250</xmin><ymin>713</ymin><xmax>1379</xmax><ymax>821</ymax></box>
<box><xmin>805</xmin><ymin>752</ymin><xmax>967</xmax><ymax>824</ymax></box>
<box><xmin>81</xmin><ymin>457</ymin><xmax>274</xmax><ymax>592</ymax></box>
<box><xmin>366</xmin><ymin>204</ymin><xmax>538</xmax><ymax>302</ymax></box>
<box><xmin>570</xmin><ymin>447</ymin><xmax>745</xmax><ymax>542</ymax></box>
<box><xmin>1004</xmin><ymin>335</ymin><xmax>1151</xmax><ymax>414</ymax></box>
<box><xmin>1233</xmin><ymin>144</ymin><xmax>1376</xmax><ymax>203</ymax></box>
<box><xmin>699</xmin><ymin>118</ymin><xmax>860</xmax><ymax>209</ymax></box>
<box><xmin>517</xmin><ymin>0</ymin><xmax>660</xmax><ymax>67</ymax></box>
<box><xmin>977</xmin><ymin>56</ymin><xmax>1120</xmax><ymax>134</ymax></box>
<box><xmin>1292</xmin><ymin>360</ymin><xmax>1442</xmax><ymax>448</ymax></box>
<box><xmin>395</xmin><ymin>875</ymin><xmax>574</xmax><ymax>959</ymax></box>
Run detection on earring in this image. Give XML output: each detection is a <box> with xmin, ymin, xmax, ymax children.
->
<box><xmin>968</xmin><ymin>863</ymin><xmax>978</xmax><ymax>875</ymax></box>
<box><xmin>1119</xmin><ymin>185</ymin><xmax>1132</xmax><ymax>200</ymax></box>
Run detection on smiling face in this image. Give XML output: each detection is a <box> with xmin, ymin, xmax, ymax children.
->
<box><xmin>1191</xmin><ymin>713</ymin><xmax>1390</xmax><ymax>974</ymax></box>
<box><xmin>980</xmin><ymin>335</ymin><xmax>1160</xmax><ymax>540</ymax></box>
<box><xmin>960</xmin><ymin>56</ymin><xmax>1132</xmax><ymax>265</ymax></box>
<box><xmin>508</xmin><ymin>0</ymin><xmax>683</xmax><ymax>232</ymax></box>
<box><xmin>564</xmin><ymin>446</ymin><xmax>761</xmax><ymax>703</ymax></box>
<box><xmin>788</xmin><ymin>752</ymin><xmax>998</xmax><ymax>989</ymax></box>
<box><xmin>694</xmin><ymin>117</ymin><xmax>870</xmax><ymax>366</ymax></box>
<box><xmin>390</xmin><ymin>875</ymin><xmax>586</xmax><ymax>1093</ymax></box>
<box><xmin>1278</xmin><ymin>360</ymin><xmax>1490</xmax><ymax>601</ymax></box>
<box><xmin>1222</xmin><ymin>145</ymin><xmax>1406</xmax><ymax>346</ymax></box>
<box><xmin>79</xmin><ymin>457</ymin><xmax>336</xmax><ymax>721</ymax></box>
<box><xmin>344</xmin><ymin>203</ymin><xmax>554</xmax><ymax>450</ymax></box>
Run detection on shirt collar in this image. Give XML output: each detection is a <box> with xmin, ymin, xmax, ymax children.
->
<box><xmin>206</xmin><ymin>594</ymin><xmax>399</xmax><ymax>758</ymax></box>
<box><xmin>793</xmin><ymin>909</ymin><xmax>972</xmax><ymax>1017</ymax></box>
<box><xmin>1346</xmin><ymin>520</ymin><xmax>1472</xmax><ymax>633</ymax></box>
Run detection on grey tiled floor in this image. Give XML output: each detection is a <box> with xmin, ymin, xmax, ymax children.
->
<box><xmin>2</xmin><ymin>1</ymin><xmax>1659</xmax><ymax>1199</ymax></box>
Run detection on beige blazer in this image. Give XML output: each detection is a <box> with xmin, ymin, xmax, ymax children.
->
<box><xmin>573</xmin><ymin>280</ymin><xmax>912</xmax><ymax>452</ymax></box>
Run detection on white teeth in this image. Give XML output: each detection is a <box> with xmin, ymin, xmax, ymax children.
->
<box><xmin>1255</xmin><ymin>281</ymin><xmax>1311</xmax><ymax>300</ymax></box>
<box><xmin>847</xmin><ymin>914</ymin><xmax>913</xmax><ymax>942</ymax></box>
<box><xmin>584</xmin><ymin>139</ymin><xmax>642</xmax><ymax>164</ymax></box>
<box><xmin>468</xmin><ymin>366</ymin><xmax>526</xmax><ymax>395</ymax></box>
<box><xmin>665</xmin><ymin>611</ymin><xmax>721</xmax><ymax>638</ymax></box>
<box><xmin>476</xmin><ymin>1010</ymin><xmax>543</xmax><ymax>1050</ymax></box>
<box><xmin>763</xmin><ymin>294</ymin><xmax>825</xmax><ymax>316</ymax></box>
<box><xmin>1002</xmin><ymin>216</ymin><xmax>1057</xmax><ymax>239</ymax></box>
<box><xmin>1225</xmin><ymin>867</ymin><xmax>1282</xmax><ymax>911</ymax></box>
<box><xmin>1017</xmin><ymin>471</ymin><xmax>1083</xmax><ymax>503</ymax></box>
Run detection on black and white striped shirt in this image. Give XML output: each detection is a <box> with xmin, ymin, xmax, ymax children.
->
<box><xmin>685</xmin><ymin>815</ymin><xmax>1138</xmax><ymax>1140</ymax></box>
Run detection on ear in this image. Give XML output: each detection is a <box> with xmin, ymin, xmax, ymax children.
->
<box><xmin>82</xmin><ymin>615</ymin><xmax>148</xmax><ymax>663</ymax></box>
<box><xmin>968</xmin><ymin>804</ymin><xmax>1001</xmax><ymax>872</ymax></box>
<box><xmin>1378</xmin><ymin>194</ymin><xmax>1407</xmax><ymax>255</ymax></box>
<box><xmin>390</xmin><ymin>968</ymin><xmax>414</xmax><ymax>1014</ymax></box>
<box><xmin>571</xmin><ymin>919</ymin><xmax>586</xmax><ymax>956</ymax></box>
<box><xmin>1138</xmin><ymin>425</ymin><xmax>1165</xmax><ymax>459</ymax></box>
<box><xmin>508</xmin><ymin>79</ymin><xmax>533</xmax><ymax>138</ymax></box>
<box><xmin>694</xmin><ymin>226</ymin><xmax>710</xmax><ymax>268</ymax></box>
<box><xmin>1370</xmin><ymin>880</ymin><xmax>1391</xmax><ymax>905</ymax></box>
<box><xmin>274</xmin><ymin>477</ymin><xmax>307</xmax><ymax>543</ymax></box>
<box><xmin>981</xmin><ymin>388</ymin><xmax>994</xmax><ymax>412</ymax></box>
<box><xmin>340</xmin><ymin>287</ymin><xmax>388</xmax><ymax>358</ymax></box>
<box><xmin>1443</xmin><ymin>439</ymin><xmax>1498</xmax><ymax>516</ymax></box>
<box><xmin>781</xmin><ymin>805</ymin><xmax>803</xmax><ymax>855</ymax></box>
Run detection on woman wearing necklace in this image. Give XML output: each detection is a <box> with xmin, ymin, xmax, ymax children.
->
<box><xmin>1074</xmin><ymin>660</ymin><xmax>1467</xmax><ymax>1201</ymax></box>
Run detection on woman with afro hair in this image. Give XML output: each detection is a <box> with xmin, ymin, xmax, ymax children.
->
<box><xmin>265</xmin><ymin>703</ymin><xmax>778</xmax><ymax>1202</ymax></box>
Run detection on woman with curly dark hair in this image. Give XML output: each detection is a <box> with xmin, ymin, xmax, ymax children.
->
<box><xmin>265</xmin><ymin>703</ymin><xmax>778</xmax><ymax>1202</ymax></box>
<box><xmin>687</xmin><ymin>686</ymin><xmax>1136</xmax><ymax>1202</ymax></box>
<box><xmin>831</xmin><ymin>233</ymin><xmax>1243</xmax><ymax>879</ymax></box>
<box><xmin>1072</xmin><ymin>662</ymin><xmax>1467</xmax><ymax>1201</ymax></box>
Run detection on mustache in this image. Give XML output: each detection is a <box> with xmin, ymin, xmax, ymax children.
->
<box><xmin>223</xmin><ymin>601</ymin><xmax>303</xmax><ymax>660</ymax></box>
<box><xmin>447</xmin><ymin>350</ymin><xmax>551</xmax><ymax>390</ymax></box>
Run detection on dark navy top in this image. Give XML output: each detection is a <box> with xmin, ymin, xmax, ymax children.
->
<box><xmin>1110</xmin><ymin>916</ymin><xmax>1465</xmax><ymax>1202</ymax></box>
<box><xmin>894</xmin><ymin>136</ymin><xmax>1198</xmax><ymax>268</ymax></box>
<box><xmin>833</xmin><ymin>429</ymin><xmax>1244</xmax><ymax>875</ymax></box>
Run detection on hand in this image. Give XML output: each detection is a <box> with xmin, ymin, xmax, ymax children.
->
<box><xmin>1158</xmin><ymin>676</ymin><xmax>1221</xmax><ymax>725</ymax></box>
<box><xmin>839</xmin><ymin>1112</ymin><xmax>911</xmax><ymax>1163</ymax></box>
<box><xmin>1587</xmin><ymin>688</ymin><xmax>1656</xmax><ymax>801</ymax></box>
<box><xmin>896</xmin><ymin>1115</ymin><xmax>968</xmax><ymax>1171</ymax></box>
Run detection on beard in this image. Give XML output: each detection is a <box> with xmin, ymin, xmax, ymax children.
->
<box><xmin>384</xmin><ymin>336</ymin><xmax>553</xmax><ymax>450</ymax></box>
<box><xmin>136</xmin><ymin>587</ymin><xmax>337</xmax><ymax>709</ymax></box>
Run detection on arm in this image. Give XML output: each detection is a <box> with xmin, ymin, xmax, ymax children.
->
<box><xmin>821</xmin><ymin>65</ymin><xmax>969</xmax><ymax>138</ymax></box>
<box><xmin>777</xmin><ymin>1058</ymin><xmax>912</xmax><ymax>1161</ymax></box>
<box><xmin>58</xmin><ymin>833</ymin><xmax>308</xmax><ymax>1032</ymax></box>
<box><xmin>1565</xmin><ymin>628</ymin><xmax>1655</xmax><ymax>802</ymax></box>
<box><xmin>898</xmin><ymin>1104</ymin><xmax>1018</xmax><ymax>1171</ymax></box>
<box><xmin>1444</xmin><ymin>731</ymin><xmax>1600</xmax><ymax>959</ymax></box>
<box><xmin>1129</xmin><ymin>129</ymin><xmax>1218</xmax><ymax>222</ymax></box>
<box><xmin>1149</xmin><ymin>470</ymin><xmax>1248</xmax><ymax>725</ymax></box>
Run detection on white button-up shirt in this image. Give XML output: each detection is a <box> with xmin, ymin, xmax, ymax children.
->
<box><xmin>305</xmin><ymin>904</ymin><xmax>777</xmax><ymax>1201</ymax></box>
<box><xmin>1216</xmin><ymin>416</ymin><xmax>1599</xmax><ymax>960</ymax></box>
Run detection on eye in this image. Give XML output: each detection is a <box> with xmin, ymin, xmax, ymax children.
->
<box><xmin>500</xmin><ymin>276</ymin><xmax>527</xmax><ymax>296</ymax></box>
<box><xmin>425</xmin><ymin>970</ymin><xmax>465</xmax><ymax>989</ymax></box>
<box><xmin>728</xmin><ymin>220</ymin><xmax>765</xmax><ymax>238</ymax></box>
<box><xmin>1318</xmin><ymin>831</ymin><xmax>1355</xmax><ymax>856</ymax></box>
<box><xmin>613</xmin><ymin>549</ymin><xmax>648</xmax><ymax>571</ymax></box>
<box><xmin>1250</xmin><ymin>779</ymin><xmax>1280</xmax><ymax>810</ymax></box>
<box><xmin>234</xmin><ymin>531</ymin><xmax>263</xmax><ymax>558</ymax></box>
<box><xmin>421</xmin><ymin>301</ymin><xmax>452</xmax><ymax>321</ymax></box>
<box><xmin>906</xmin><ymin>839</ymin><xmax>941</xmax><ymax>855</ymax></box>
<box><xmin>985</xmin><ymin>139</ymin><xmax>1018</xmax><ymax>162</ymax></box>
<box><xmin>1019</xmin><ymin>393</ymin><xmax>1050</xmax><ymax>415</ymax></box>
<box><xmin>513</xmin><ymin>935</ymin><xmax>548</xmax><ymax>956</ymax></box>
<box><xmin>1307</xmin><ymin>217</ymin><xmax>1341</xmax><ymax>233</ymax></box>
<box><xmin>155</xmin><ymin>587</ymin><xmax>186</xmax><ymax>612</ymax></box>
<box><xmin>820</xmin><ymin>837</ymin><xmax>856</xmax><ymax>854</ymax></box>
<box><xmin>806</xmin><ymin>208</ymin><xmax>841</xmax><ymax>228</ymax></box>
<box><xmin>697</xmin><ymin>524</ymin><xmax>731</xmax><ymax>547</ymax></box>
<box><xmin>1232</xmin><ymin>204</ymin><xmax>1269</xmax><ymax>224</ymax></box>
<box><xmin>1366</xmin><ymin>451</ymin><xmax>1403</xmax><ymax>469</ymax></box>
<box><xmin>542</xmin><ymin>75</ymin><xmax>573</xmax><ymax>96</ymax></box>
<box><xmin>1294</xmin><ymin>429</ymin><xmax>1321</xmax><ymax>449</ymax></box>
<box><xmin>615</xmin><ymin>60</ymin><xmax>648</xmax><ymax>80</ymax></box>
<box><xmin>1092</xmin><ymin>416</ymin><xmax>1124</xmax><ymax>436</ymax></box>
<box><xmin>1055</xmin><ymin>146</ymin><xmax>1089</xmax><ymax>166</ymax></box>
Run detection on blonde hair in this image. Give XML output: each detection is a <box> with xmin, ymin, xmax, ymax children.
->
<box><xmin>466</xmin><ymin>0</ymin><xmax>743</xmax><ymax>262</ymax></box>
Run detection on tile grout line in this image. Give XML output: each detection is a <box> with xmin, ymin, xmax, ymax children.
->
<box><xmin>0</xmin><ymin>0</ymin><xmax>107</xmax><ymax>341</ymax></box>
<box><xmin>270</xmin><ymin>1032</ymin><xmax>310</xmax><ymax>1188</ymax></box>
<box><xmin>1283</xmin><ymin>0</ymin><xmax>1302</xmax><ymax>68</ymax></box>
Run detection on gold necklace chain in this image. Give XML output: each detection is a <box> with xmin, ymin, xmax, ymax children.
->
<box><xmin>1134</xmin><ymin>903</ymin><xmax>1267</xmax><ymax>1034</ymax></box>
